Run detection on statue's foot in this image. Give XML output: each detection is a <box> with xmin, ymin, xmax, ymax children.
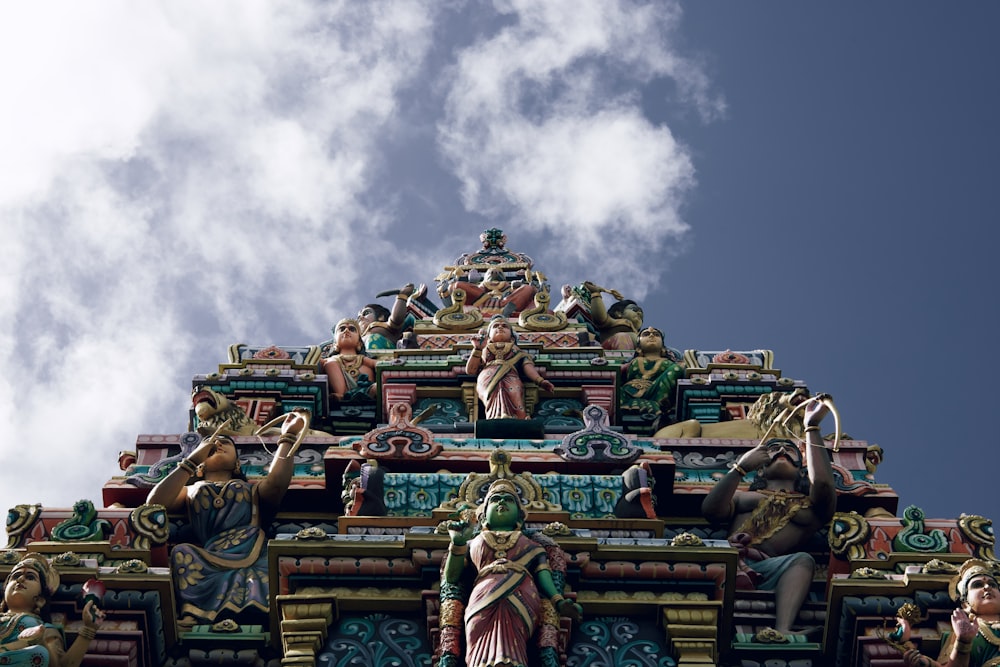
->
<box><xmin>753</xmin><ymin>627</ymin><xmax>788</xmax><ymax>644</ymax></box>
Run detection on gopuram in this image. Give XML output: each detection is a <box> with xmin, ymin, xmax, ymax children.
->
<box><xmin>3</xmin><ymin>229</ymin><xmax>996</xmax><ymax>667</ymax></box>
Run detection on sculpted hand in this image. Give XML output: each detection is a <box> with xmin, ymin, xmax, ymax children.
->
<box><xmin>82</xmin><ymin>599</ymin><xmax>106</xmax><ymax>630</ymax></box>
<box><xmin>400</xmin><ymin>283</ymin><xmax>415</xmax><ymax>297</ymax></box>
<box><xmin>736</xmin><ymin>443</ymin><xmax>771</xmax><ymax>471</ymax></box>
<box><xmin>902</xmin><ymin>649</ymin><xmax>935</xmax><ymax>667</ymax></box>
<box><xmin>447</xmin><ymin>520</ymin><xmax>476</xmax><ymax>547</ymax></box>
<box><xmin>802</xmin><ymin>394</ymin><xmax>832</xmax><ymax>428</ymax></box>
<box><xmin>188</xmin><ymin>437</ymin><xmax>219</xmax><ymax>465</ymax></box>
<box><xmin>952</xmin><ymin>608</ymin><xmax>977</xmax><ymax>641</ymax></box>
<box><xmin>281</xmin><ymin>410</ymin><xmax>310</xmax><ymax>435</ymax></box>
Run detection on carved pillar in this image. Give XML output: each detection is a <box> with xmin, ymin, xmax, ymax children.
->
<box><xmin>661</xmin><ymin>602</ymin><xmax>721</xmax><ymax>666</ymax></box>
<box><xmin>277</xmin><ymin>595</ymin><xmax>337</xmax><ymax>666</ymax></box>
<box><xmin>581</xmin><ymin>385</ymin><xmax>615</xmax><ymax>420</ymax></box>
<box><xmin>462</xmin><ymin>382</ymin><xmax>478</xmax><ymax>423</ymax></box>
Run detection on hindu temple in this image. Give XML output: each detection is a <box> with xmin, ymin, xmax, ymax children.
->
<box><xmin>3</xmin><ymin>229</ymin><xmax>996</xmax><ymax>667</ymax></box>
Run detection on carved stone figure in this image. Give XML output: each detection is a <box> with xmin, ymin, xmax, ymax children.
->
<box><xmin>441</xmin><ymin>479</ymin><xmax>582</xmax><ymax>667</ymax></box>
<box><xmin>619</xmin><ymin>327</ymin><xmax>683</xmax><ymax>429</ymax></box>
<box><xmin>0</xmin><ymin>554</ymin><xmax>105</xmax><ymax>666</ymax></box>
<box><xmin>895</xmin><ymin>559</ymin><xmax>1000</xmax><ymax>667</ymax></box>
<box><xmin>322</xmin><ymin>318</ymin><xmax>379</xmax><ymax>402</ymax></box>
<box><xmin>701</xmin><ymin>399</ymin><xmax>836</xmax><ymax>641</ymax></box>
<box><xmin>655</xmin><ymin>387</ymin><xmax>812</xmax><ymax>439</ymax></box>
<box><xmin>465</xmin><ymin>316</ymin><xmax>554</xmax><ymax>420</ymax></box>
<box><xmin>614</xmin><ymin>461</ymin><xmax>658</xmax><ymax>519</ymax></box>
<box><xmin>581</xmin><ymin>281</ymin><xmax>645</xmax><ymax>350</ymax></box>
<box><xmin>357</xmin><ymin>283</ymin><xmax>419</xmax><ymax>350</ymax></box>
<box><xmin>147</xmin><ymin>412</ymin><xmax>305</xmax><ymax>625</ymax></box>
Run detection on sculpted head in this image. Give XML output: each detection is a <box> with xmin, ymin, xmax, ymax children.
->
<box><xmin>2</xmin><ymin>554</ymin><xmax>60</xmax><ymax>617</ymax></box>
<box><xmin>749</xmin><ymin>439</ymin><xmax>810</xmax><ymax>493</ymax></box>
<box><xmin>636</xmin><ymin>327</ymin><xmax>667</xmax><ymax>357</ymax></box>
<box><xmin>357</xmin><ymin>304</ymin><xmax>390</xmax><ymax>331</ymax></box>
<box><xmin>333</xmin><ymin>318</ymin><xmax>365</xmax><ymax>354</ymax></box>
<box><xmin>608</xmin><ymin>299</ymin><xmax>643</xmax><ymax>331</ymax></box>
<box><xmin>476</xmin><ymin>479</ymin><xmax>525</xmax><ymax>531</ymax></box>
<box><xmin>485</xmin><ymin>316</ymin><xmax>516</xmax><ymax>344</ymax></box>
<box><xmin>953</xmin><ymin>559</ymin><xmax>1000</xmax><ymax>616</ymax></box>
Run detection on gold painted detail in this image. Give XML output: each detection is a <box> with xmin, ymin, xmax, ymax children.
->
<box><xmin>130</xmin><ymin>503</ymin><xmax>169</xmax><ymax>550</ymax></box>
<box><xmin>959</xmin><ymin>515</ymin><xmax>996</xmax><ymax>561</ymax></box>
<box><xmin>829</xmin><ymin>511</ymin><xmax>871</xmax><ymax>560</ymax></box>
<box><xmin>5</xmin><ymin>504</ymin><xmax>41</xmax><ymax>548</ymax></box>
<box><xmin>671</xmin><ymin>533</ymin><xmax>704</xmax><ymax>547</ymax></box>
<box><xmin>116</xmin><ymin>558</ymin><xmax>148</xmax><ymax>574</ymax></box>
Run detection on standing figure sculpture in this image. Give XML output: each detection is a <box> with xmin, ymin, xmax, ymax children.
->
<box><xmin>619</xmin><ymin>327</ymin><xmax>684</xmax><ymax>428</ymax></box>
<box><xmin>894</xmin><ymin>559</ymin><xmax>997</xmax><ymax>667</ymax></box>
<box><xmin>147</xmin><ymin>412</ymin><xmax>305</xmax><ymax>625</ymax></box>
<box><xmin>701</xmin><ymin>399</ymin><xmax>837</xmax><ymax>641</ymax></box>
<box><xmin>322</xmin><ymin>318</ymin><xmax>379</xmax><ymax>402</ymax></box>
<box><xmin>357</xmin><ymin>283</ymin><xmax>419</xmax><ymax>350</ymax></box>
<box><xmin>0</xmin><ymin>554</ymin><xmax>105</xmax><ymax>666</ymax></box>
<box><xmin>442</xmin><ymin>479</ymin><xmax>582</xmax><ymax>667</ymax></box>
<box><xmin>466</xmin><ymin>316</ymin><xmax>554</xmax><ymax>420</ymax></box>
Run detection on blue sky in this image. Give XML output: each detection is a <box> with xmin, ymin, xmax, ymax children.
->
<box><xmin>1</xmin><ymin>1</ymin><xmax>996</xmax><ymax>530</ymax></box>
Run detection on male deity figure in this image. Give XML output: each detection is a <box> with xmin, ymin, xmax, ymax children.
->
<box><xmin>701</xmin><ymin>399</ymin><xmax>836</xmax><ymax>640</ymax></box>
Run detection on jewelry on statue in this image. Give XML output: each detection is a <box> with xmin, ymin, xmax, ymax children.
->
<box><xmin>803</xmin><ymin>425</ymin><xmax>821</xmax><ymax>434</ymax></box>
<box><xmin>178</xmin><ymin>459</ymin><xmax>198</xmax><ymax>476</ymax></box>
<box><xmin>471</xmin><ymin>350</ymin><xmax>482</xmax><ymax>358</ymax></box>
<box><xmin>550</xmin><ymin>594</ymin><xmax>565</xmax><ymax>604</ymax></box>
<box><xmin>733</xmin><ymin>464</ymin><xmax>748</xmax><ymax>478</ymax></box>
<box><xmin>78</xmin><ymin>626</ymin><xmax>97</xmax><ymax>640</ymax></box>
<box><xmin>396</xmin><ymin>294</ymin><xmax>408</xmax><ymax>301</ymax></box>
<box><xmin>338</xmin><ymin>354</ymin><xmax>364</xmax><ymax>379</ymax></box>
<box><xmin>448</xmin><ymin>543</ymin><xmax>468</xmax><ymax>555</ymax></box>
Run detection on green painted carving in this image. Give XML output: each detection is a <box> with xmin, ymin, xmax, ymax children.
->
<box><xmin>893</xmin><ymin>505</ymin><xmax>948</xmax><ymax>553</ymax></box>
<box><xmin>50</xmin><ymin>499</ymin><xmax>111</xmax><ymax>542</ymax></box>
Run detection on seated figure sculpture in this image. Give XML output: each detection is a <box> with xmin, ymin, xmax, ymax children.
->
<box><xmin>701</xmin><ymin>399</ymin><xmax>836</xmax><ymax>640</ymax></box>
<box><xmin>619</xmin><ymin>327</ymin><xmax>683</xmax><ymax>428</ymax></box>
<box><xmin>895</xmin><ymin>559</ymin><xmax>997</xmax><ymax>667</ymax></box>
<box><xmin>442</xmin><ymin>479</ymin><xmax>582</xmax><ymax>667</ymax></box>
<box><xmin>147</xmin><ymin>412</ymin><xmax>305</xmax><ymax>625</ymax></box>
<box><xmin>0</xmin><ymin>554</ymin><xmax>105</xmax><ymax>666</ymax></box>
<box><xmin>322</xmin><ymin>318</ymin><xmax>378</xmax><ymax>402</ymax></box>
<box><xmin>465</xmin><ymin>316</ymin><xmax>554</xmax><ymax>420</ymax></box>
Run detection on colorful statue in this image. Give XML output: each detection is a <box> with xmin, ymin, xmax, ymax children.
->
<box><xmin>581</xmin><ymin>281</ymin><xmax>644</xmax><ymax>350</ymax></box>
<box><xmin>893</xmin><ymin>559</ymin><xmax>998</xmax><ymax>667</ymax></box>
<box><xmin>455</xmin><ymin>267</ymin><xmax>539</xmax><ymax>318</ymax></box>
<box><xmin>619</xmin><ymin>327</ymin><xmax>683</xmax><ymax>427</ymax></box>
<box><xmin>0</xmin><ymin>554</ymin><xmax>105</xmax><ymax>666</ymax></box>
<box><xmin>614</xmin><ymin>461</ymin><xmax>658</xmax><ymax>519</ymax></box>
<box><xmin>147</xmin><ymin>412</ymin><xmax>305</xmax><ymax>625</ymax></box>
<box><xmin>442</xmin><ymin>479</ymin><xmax>582</xmax><ymax>667</ymax></box>
<box><xmin>701</xmin><ymin>398</ymin><xmax>836</xmax><ymax>640</ymax></box>
<box><xmin>357</xmin><ymin>283</ymin><xmax>419</xmax><ymax>350</ymax></box>
<box><xmin>322</xmin><ymin>318</ymin><xmax>379</xmax><ymax>402</ymax></box>
<box><xmin>465</xmin><ymin>316</ymin><xmax>554</xmax><ymax>420</ymax></box>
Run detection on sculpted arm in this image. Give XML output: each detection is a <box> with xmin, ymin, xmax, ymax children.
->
<box><xmin>146</xmin><ymin>436</ymin><xmax>219</xmax><ymax>512</ymax></box>
<box><xmin>387</xmin><ymin>284</ymin><xmax>415</xmax><ymax>334</ymax></box>
<box><xmin>702</xmin><ymin>444</ymin><xmax>770</xmax><ymax>523</ymax></box>
<box><xmin>802</xmin><ymin>401</ymin><xmax>836</xmax><ymax>520</ymax></box>
<box><xmin>521</xmin><ymin>358</ymin><xmax>554</xmax><ymax>392</ymax></box>
<box><xmin>323</xmin><ymin>358</ymin><xmax>348</xmax><ymax>401</ymax></box>
<box><xmin>257</xmin><ymin>412</ymin><xmax>306</xmax><ymax>509</ymax></box>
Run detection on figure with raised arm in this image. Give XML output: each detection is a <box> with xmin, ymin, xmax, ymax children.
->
<box><xmin>581</xmin><ymin>281</ymin><xmax>645</xmax><ymax>350</ymax></box>
<box><xmin>894</xmin><ymin>559</ymin><xmax>997</xmax><ymax>667</ymax></box>
<box><xmin>322</xmin><ymin>318</ymin><xmax>379</xmax><ymax>402</ymax></box>
<box><xmin>147</xmin><ymin>411</ymin><xmax>306</xmax><ymax>625</ymax></box>
<box><xmin>701</xmin><ymin>398</ymin><xmax>837</xmax><ymax>641</ymax></box>
<box><xmin>442</xmin><ymin>479</ymin><xmax>582</xmax><ymax>667</ymax></box>
<box><xmin>465</xmin><ymin>316</ymin><xmax>554</xmax><ymax>420</ymax></box>
<box><xmin>357</xmin><ymin>283</ymin><xmax>419</xmax><ymax>350</ymax></box>
<box><xmin>0</xmin><ymin>554</ymin><xmax>105</xmax><ymax>666</ymax></box>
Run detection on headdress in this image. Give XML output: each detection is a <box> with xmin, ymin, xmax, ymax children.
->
<box><xmin>8</xmin><ymin>554</ymin><xmax>60</xmax><ymax>597</ymax></box>
<box><xmin>476</xmin><ymin>479</ymin><xmax>524</xmax><ymax>527</ymax></box>
<box><xmin>333</xmin><ymin>318</ymin><xmax>364</xmax><ymax>353</ymax></box>
<box><xmin>951</xmin><ymin>558</ymin><xmax>1000</xmax><ymax>602</ymax></box>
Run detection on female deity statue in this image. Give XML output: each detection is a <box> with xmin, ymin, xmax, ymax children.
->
<box><xmin>0</xmin><ymin>554</ymin><xmax>105</xmax><ymax>666</ymax></box>
<box><xmin>146</xmin><ymin>411</ymin><xmax>306</xmax><ymax>625</ymax></box>
<box><xmin>619</xmin><ymin>327</ymin><xmax>684</xmax><ymax>425</ymax></box>
<box><xmin>357</xmin><ymin>283</ymin><xmax>418</xmax><ymax>350</ymax></box>
<box><xmin>322</xmin><ymin>318</ymin><xmax>379</xmax><ymax>402</ymax></box>
<box><xmin>441</xmin><ymin>479</ymin><xmax>582</xmax><ymax>667</ymax></box>
<box><xmin>465</xmin><ymin>316</ymin><xmax>554</xmax><ymax>420</ymax></box>
<box><xmin>894</xmin><ymin>559</ymin><xmax>998</xmax><ymax>667</ymax></box>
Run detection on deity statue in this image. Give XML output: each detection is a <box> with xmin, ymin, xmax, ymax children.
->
<box><xmin>322</xmin><ymin>318</ymin><xmax>379</xmax><ymax>402</ymax></box>
<box><xmin>441</xmin><ymin>479</ymin><xmax>582</xmax><ymax>667</ymax></box>
<box><xmin>619</xmin><ymin>327</ymin><xmax>684</xmax><ymax>428</ymax></box>
<box><xmin>465</xmin><ymin>316</ymin><xmax>554</xmax><ymax>420</ymax></box>
<box><xmin>455</xmin><ymin>267</ymin><xmax>539</xmax><ymax>318</ymax></box>
<box><xmin>357</xmin><ymin>283</ymin><xmax>419</xmax><ymax>350</ymax></box>
<box><xmin>0</xmin><ymin>554</ymin><xmax>105</xmax><ymax>666</ymax></box>
<box><xmin>581</xmin><ymin>281</ymin><xmax>645</xmax><ymax>350</ymax></box>
<box><xmin>893</xmin><ymin>559</ymin><xmax>1000</xmax><ymax>667</ymax></box>
<box><xmin>701</xmin><ymin>398</ymin><xmax>837</xmax><ymax>641</ymax></box>
<box><xmin>147</xmin><ymin>412</ymin><xmax>306</xmax><ymax>625</ymax></box>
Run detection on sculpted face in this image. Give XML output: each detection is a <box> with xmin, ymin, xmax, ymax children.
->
<box><xmin>965</xmin><ymin>574</ymin><xmax>1000</xmax><ymax>615</ymax></box>
<box><xmin>763</xmin><ymin>440</ymin><xmax>802</xmax><ymax>478</ymax></box>
<box><xmin>5</xmin><ymin>565</ymin><xmax>44</xmax><ymax>612</ymax></box>
<box><xmin>484</xmin><ymin>491</ymin><xmax>520</xmax><ymax>530</ymax></box>
<box><xmin>357</xmin><ymin>307</ymin><xmax>377</xmax><ymax>330</ymax></box>
<box><xmin>637</xmin><ymin>328</ymin><xmax>664</xmax><ymax>354</ymax></box>
<box><xmin>623</xmin><ymin>304</ymin><xmax>644</xmax><ymax>330</ymax></box>
<box><xmin>335</xmin><ymin>320</ymin><xmax>362</xmax><ymax>352</ymax></box>
<box><xmin>203</xmin><ymin>437</ymin><xmax>239</xmax><ymax>474</ymax></box>
<box><xmin>488</xmin><ymin>319</ymin><xmax>513</xmax><ymax>343</ymax></box>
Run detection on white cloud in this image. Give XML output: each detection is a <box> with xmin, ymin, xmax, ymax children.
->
<box><xmin>0</xmin><ymin>1</ymin><xmax>436</xmax><ymax>522</ymax></box>
<box><xmin>438</xmin><ymin>0</ymin><xmax>723</xmax><ymax>296</ymax></box>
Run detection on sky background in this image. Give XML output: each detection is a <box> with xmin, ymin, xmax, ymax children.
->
<box><xmin>2</xmin><ymin>1</ymin><xmax>997</xmax><ymax>537</ymax></box>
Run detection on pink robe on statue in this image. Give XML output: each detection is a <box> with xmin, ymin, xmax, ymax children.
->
<box><xmin>475</xmin><ymin>344</ymin><xmax>530</xmax><ymax>420</ymax></box>
<box><xmin>464</xmin><ymin>531</ymin><xmax>550</xmax><ymax>667</ymax></box>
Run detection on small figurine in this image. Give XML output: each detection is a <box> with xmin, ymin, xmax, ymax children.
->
<box><xmin>357</xmin><ymin>283</ymin><xmax>419</xmax><ymax>351</ymax></box>
<box><xmin>442</xmin><ymin>479</ymin><xmax>582</xmax><ymax>667</ymax></box>
<box><xmin>465</xmin><ymin>316</ymin><xmax>554</xmax><ymax>420</ymax></box>
<box><xmin>614</xmin><ymin>461</ymin><xmax>658</xmax><ymax>519</ymax></box>
<box><xmin>619</xmin><ymin>327</ymin><xmax>683</xmax><ymax>428</ymax></box>
<box><xmin>0</xmin><ymin>553</ymin><xmax>105</xmax><ymax>666</ymax></box>
<box><xmin>582</xmin><ymin>281</ymin><xmax>644</xmax><ymax>350</ymax></box>
<box><xmin>147</xmin><ymin>411</ymin><xmax>306</xmax><ymax>625</ymax></box>
<box><xmin>322</xmin><ymin>318</ymin><xmax>379</xmax><ymax>402</ymax></box>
